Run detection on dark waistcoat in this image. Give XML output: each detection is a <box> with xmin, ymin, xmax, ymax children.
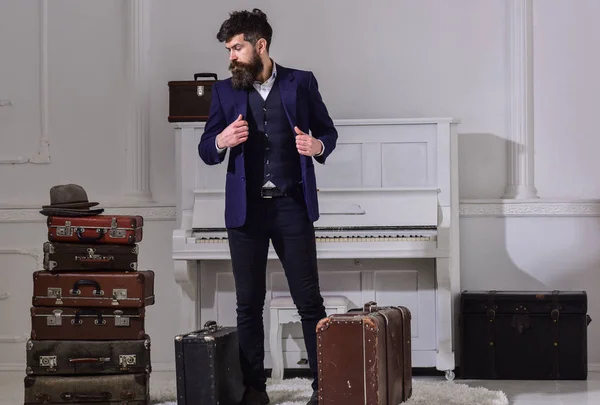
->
<box><xmin>244</xmin><ymin>83</ymin><xmax>301</xmax><ymax>198</ymax></box>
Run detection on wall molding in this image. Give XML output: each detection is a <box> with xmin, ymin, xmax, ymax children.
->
<box><xmin>0</xmin><ymin>0</ymin><xmax>50</xmax><ymax>165</ymax></box>
<box><xmin>0</xmin><ymin>247</ymin><xmax>43</xmax><ymax>271</ymax></box>
<box><xmin>1</xmin><ymin>200</ymin><xmax>600</xmax><ymax>221</ymax></box>
<box><xmin>460</xmin><ymin>199</ymin><xmax>600</xmax><ymax>217</ymax></box>
<box><xmin>0</xmin><ymin>248</ymin><xmax>42</xmax><ymax>344</ymax></box>
<box><xmin>0</xmin><ymin>205</ymin><xmax>176</xmax><ymax>223</ymax></box>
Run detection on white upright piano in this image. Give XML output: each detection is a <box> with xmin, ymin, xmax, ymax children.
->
<box><xmin>172</xmin><ymin>118</ymin><xmax>460</xmax><ymax>380</ymax></box>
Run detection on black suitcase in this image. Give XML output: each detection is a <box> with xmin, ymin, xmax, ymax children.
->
<box><xmin>26</xmin><ymin>337</ymin><xmax>151</xmax><ymax>376</ymax></box>
<box><xmin>460</xmin><ymin>290</ymin><xmax>592</xmax><ymax>380</ymax></box>
<box><xmin>168</xmin><ymin>73</ymin><xmax>218</xmax><ymax>122</ymax></box>
<box><xmin>174</xmin><ymin>321</ymin><xmax>244</xmax><ymax>405</ymax></box>
<box><xmin>43</xmin><ymin>241</ymin><xmax>139</xmax><ymax>272</ymax></box>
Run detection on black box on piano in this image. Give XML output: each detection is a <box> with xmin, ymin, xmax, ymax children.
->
<box><xmin>168</xmin><ymin>73</ymin><xmax>217</xmax><ymax>122</ymax></box>
<box><xmin>459</xmin><ymin>290</ymin><xmax>591</xmax><ymax>380</ymax></box>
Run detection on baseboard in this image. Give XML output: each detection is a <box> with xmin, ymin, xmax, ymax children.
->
<box><xmin>151</xmin><ymin>362</ymin><xmax>176</xmax><ymax>372</ymax></box>
<box><xmin>3</xmin><ymin>362</ymin><xmax>599</xmax><ymax>374</ymax></box>
<box><xmin>0</xmin><ymin>363</ymin><xmax>24</xmax><ymax>372</ymax></box>
<box><xmin>588</xmin><ymin>363</ymin><xmax>600</xmax><ymax>372</ymax></box>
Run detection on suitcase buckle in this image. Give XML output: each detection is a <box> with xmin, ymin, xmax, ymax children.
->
<box><xmin>39</xmin><ymin>356</ymin><xmax>57</xmax><ymax>371</ymax></box>
<box><xmin>197</xmin><ymin>85</ymin><xmax>204</xmax><ymax>97</ymax></box>
<box><xmin>119</xmin><ymin>354</ymin><xmax>137</xmax><ymax>370</ymax></box>
<box><xmin>109</xmin><ymin>218</ymin><xmax>126</xmax><ymax>239</ymax></box>
<box><xmin>114</xmin><ymin>310</ymin><xmax>130</xmax><ymax>327</ymax></box>
<box><xmin>56</xmin><ymin>221</ymin><xmax>73</xmax><ymax>237</ymax></box>
<box><xmin>47</xmin><ymin>310</ymin><xmax>63</xmax><ymax>326</ymax></box>
<box><xmin>112</xmin><ymin>289</ymin><xmax>128</xmax><ymax>305</ymax></box>
<box><xmin>47</xmin><ymin>288</ymin><xmax>63</xmax><ymax>305</ymax></box>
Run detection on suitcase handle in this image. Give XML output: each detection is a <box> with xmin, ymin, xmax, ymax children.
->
<box><xmin>73</xmin><ymin>309</ymin><xmax>106</xmax><ymax>325</ymax></box>
<box><xmin>61</xmin><ymin>392</ymin><xmax>111</xmax><ymax>401</ymax></box>
<box><xmin>194</xmin><ymin>73</ymin><xmax>217</xmax><ymax>81</ymax></box>
<box><xmin>363</xmin><ymin>301</ymin><xmax>378</xmax><ymax>312</ymax></box>
<box><xmin>76</xmin><ymin>256</ymin><xmax>114</xmax><ymax>264</ymax></box>
<box><xmin>69</xmin><ymin>357</ymin><xmax>109</xmax><ymax>364</ymax></box>
<box><xmin>71</xmin><ymin>279</ymin><xmax>103</xmax><ymax>296</ymax></box>
<box><xmin>202</xmin><ymin>320</ymin><xmax>221</xmax><ymax>333</ymax></box>
<box><xmin>76</xmin><ymin>228</ymin><xmax>106</xmax><ymax>243</ymax></box>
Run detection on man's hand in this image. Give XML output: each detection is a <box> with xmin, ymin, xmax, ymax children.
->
<box><xmin>295</xmin><ymin>126</ymin><xmax>323</xmax><ymax>156</ymax></box>
<box><xmin>216</xmin><ymin>114</ymin><xmax>249</xmax><ymax>148</ymax></box>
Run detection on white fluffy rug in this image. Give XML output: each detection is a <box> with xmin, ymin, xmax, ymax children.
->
<box><xmin>150</xmin><ymin>377</ymin><xmax>508</xmax><ymax>405</ymax></box>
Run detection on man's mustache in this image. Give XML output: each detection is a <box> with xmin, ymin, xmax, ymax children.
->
<box><xmin>229</xmin><ymin>61</ymin><xmax>249</xmax><ymax>70</ymax></box>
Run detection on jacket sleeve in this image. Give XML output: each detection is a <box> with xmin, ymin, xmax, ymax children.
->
<box><xmin>308</xmin><ymin>72</ymin><xmax>338</xmax><ymax>164</ymax></box>
<box><xmin>198</xmin><ymin>84</ymin><xmax>227</xmax><ymax>165</ymax></box>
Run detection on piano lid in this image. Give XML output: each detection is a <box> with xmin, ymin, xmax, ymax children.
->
<box><xmin>191</xmin><ymin>187</ymin><xmax>439</xmax><ymax>230</ymax></box>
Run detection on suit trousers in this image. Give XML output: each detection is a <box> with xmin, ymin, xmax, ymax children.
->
<box><xmin>226</xmin><ymin>193</ymin><xmax>326</xmax><ymax>392</ymax></box>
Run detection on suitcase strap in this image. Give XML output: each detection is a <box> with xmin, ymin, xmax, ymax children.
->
<box><xmin>487</xmin><ymin>291</ymin><xmax>497</xmax><ymax>378</ymax></box>
<box><xmin>61</xmin><ymin>392</ymin><xmax>111</xmax><ymax>401</ymax></box>
<box><xmin>551</xmin><ymin>290</ymin><xmax>560</xmax><ymax>378</ymax></box>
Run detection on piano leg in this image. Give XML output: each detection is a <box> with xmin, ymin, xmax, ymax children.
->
<box><xmin>269</xmin><ymin>306</ymin><xmax>284</xmax><ymax>381</ymax></box>
<box><xmin>174</xmin><ymin>259</ymin><xmax>199</xmax><ymax>333</ymax></box>
<box><xmin>435</xmin><ymin>257</ymin><xmax>456</xmax><ymax>380</ymax></box>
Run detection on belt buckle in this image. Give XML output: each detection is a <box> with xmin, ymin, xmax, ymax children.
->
<box><xmin>261</xmin><ymin>188</ymin><xmax>273</xmax><ymax>199</ymax></box>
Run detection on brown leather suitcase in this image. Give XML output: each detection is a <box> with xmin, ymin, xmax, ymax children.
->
<box><xmin>24</xmin><ymin>373</ymin><xmax>149</xmax><ymax>405</ymax></box>
<box><xmin>32</xmin><ymin>270</ymin><xmax>155</xmax><ymax>308</ymax></box>
<box><xmin>26</xmin><ymin>336</ymin><xmax>151</xmax><ymax>376</ymax></box>
<box><xmin>168</xmin><ymin>73</ymin><xmax>218</xmax><ymax>122</ymax></box>
<box><xmin>43</xmin><ymin>241</ymin><xmax>139</xmax><ymax>272</ymax></box>
<box><xmin>316</xmin><ymin>302</ymin><xmax>412</xmax><ymax>405</ymax></box>
<box><xmin>31</xmin><ymin>307</ymin><xmax>145</xmax><ymax>341</ymax></box>
<box><xmin>47</xmin><ymin>215</ymin><xmax>143</xmax><ymax>245</ymax></box>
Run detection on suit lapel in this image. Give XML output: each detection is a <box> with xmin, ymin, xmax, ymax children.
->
<box><xmin>231</xmin><ymin>87</ymin><xmax>247</xmax><ymax>122</ymax></box>
<box><xmin>277</xmin><ymin>65</ymin><xmax>297</xmax><ymax>130</ymax></box>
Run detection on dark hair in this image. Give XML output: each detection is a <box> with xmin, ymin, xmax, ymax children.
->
<box><xmin>216</xmin><ymin>8</ymin><xmax>273</xmax><ymax>51</ymax></box>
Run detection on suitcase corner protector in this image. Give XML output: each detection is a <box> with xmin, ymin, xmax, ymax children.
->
<box><xmin>316</xmin><ymin>317</ymin><xmax>331</xmax><ymax>333</ymax></box>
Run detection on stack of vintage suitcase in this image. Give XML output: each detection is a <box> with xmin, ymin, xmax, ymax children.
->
<box><xmin>24</xmin><ymin>214</ymin><xmax>154</xmax><ymax>404</ymax></box>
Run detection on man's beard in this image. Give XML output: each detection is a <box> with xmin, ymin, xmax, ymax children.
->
<box><xmin>230</xmin><ymin>51</ymin><xmax>264</xmax><ymax>91</ymax></box>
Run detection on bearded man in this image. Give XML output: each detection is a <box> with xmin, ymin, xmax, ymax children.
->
<box><xmin>197</xmin><ymin>8</ymin><xmax>338</xmax><ymax>405</ymax></box>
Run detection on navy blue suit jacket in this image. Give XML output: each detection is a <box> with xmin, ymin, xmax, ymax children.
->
<box><xmin>198</xmin><ymin>64</ymin><xmax>338</xmax><ymax>228</ymax></box>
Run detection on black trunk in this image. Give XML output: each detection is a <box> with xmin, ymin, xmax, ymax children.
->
<box><xmin>460</xmin><ymin>290</ymin><xmax>591</xmax><ymax>380</ymax></box>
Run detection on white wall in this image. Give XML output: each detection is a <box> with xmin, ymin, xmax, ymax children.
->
<box><xmin>1</xmin><ymin>0</ymin><xmax>599</xmax><ymax>372</ymax></box>
<box><xmin>533</xmin><ymin>0</ymin><xmax>600</xmax><ymax>198</ymax></box>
